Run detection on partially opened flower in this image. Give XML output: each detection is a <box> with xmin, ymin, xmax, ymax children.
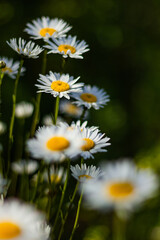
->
<box><xmin>80</xmin><ymin>127</ymin><xmax>110</xmax><ymax>159</ymax></box>
<box><xmin>7</xmin><ymin>38</ymin><xmax>43</xmax><ymax>59</ymax></box>
<box><xmin>0</xmin><ymin>200</ymin><xmax>49</xmax><ymax>240</ymax></box>
<box><xmin>11</xmin><ymin>160</ymin><xmax>38</xmax><ymax>175</ymax></box>
<box><xmin>36</xmin><ymin>72</ymin><xmax>84</xmax><ymax>99</ymax></box>
<box><xmin>27</xmin><ymin>125</ymin><xmax>83</xmax><ymax>163</ymax></box>
<box><xmin>60</xmin><ymin>100</ymin><xmax>87</xmax><ymax>118</ymax></box>
<box><xmin>83</xmin><ymin>161</ymin><xmax>158</xmax><ymax>212</ymax></box>
<box><xmin>24</xmin><ymin>16</ymin><xmax>72</xmax><ymax>40</ymax></box>
<box><xmin>0</xmin><ymin>57</ymin><xmax>25</xmax><ymax>79</ymax></box>
<box><xmin>71</xmin><ymin>164</ymin><xmax>103</xmax><ymax>183</ymax></box>
<box><xmin>72</xmin><ymin>85</ymin><xmax>110</xmax><ymax>110</ymax></box>
<box><xmin>0</xmin><ymin>121</ymin><xmax>7</xmax><ymax>135</ymax></box>
<box><xmin>43</xmin><ymin>166</ymin><xmax>66</xmax><ymax>184</ymax></box>
<box><xmin>15</xmin><ymin>101</ymin><xmax>34</xmax><ymax>118</ymax></box>
<box><xmin>44</xmin><ymin>35</ymin><xmax>89</xmax><ymax>59</ymax></box>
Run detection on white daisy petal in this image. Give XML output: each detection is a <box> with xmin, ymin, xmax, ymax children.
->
<box><xmin>15</xmin><ymin>101</ymin><xmax>34</xmax><ymax>118</ymax></box>
<box><xmin>7</xmin><ymin>38</ymin><xmax>43</xmax><ymax>59</ymax></box>
<box><xmin>24</xmin><ymin>17</ymin><xmax>72</xmax><ymax>40</ymax></box>
<box><xmin>44</xmin><ymin>35</ymin><xmax>89</xmax><ymax>59</ymax></box>
<box><xmin>72</xmin><ymin>85</ymin><xmax>110</xmax><ymax>110</ymax></box>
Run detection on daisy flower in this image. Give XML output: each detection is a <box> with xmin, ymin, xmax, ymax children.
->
<box><xmin>72</xmin><ymin>85</ymin><xmax>110</xmax><ymax>110</ymax></box>
<box><xmin>44</xmin><ymin>35</ymin><xmax>89</xmax><ymax>59</ymax></box>
<box><xmin>42</xmin><ymin>115</ymin><xmax>64</xmax><ymax>126</ymax></box>
<box><xmin>80</xmin><ymin>127</ymin><xmax>110</xmax><ymax>159</ymax></box>
<box><xmin>27</xmin><ymin>125</ymin><xmax>83</xmax><ymax>163</ymax></box>
<box><xmin>15</xmin><ymin>101</ymin><xmax>34</xmax><ymax>118</ymax></box>
<box><xmin>59</xmin><ymin>120</ymin><xmax>98</xmax><ymax>132</ymax></box>
<box><xmin>0</xmin><ymin>200</ymin><xmax>49</xmax><ymax>240</ymax></box>
<box><xmin>0</xmin><ymin>121</ymin><xmax>6</xmax><ymax>135</ymax></box>
<box><xmin>71</xmin><ymin>164</ymin><xmax>103</xmax><ymax>183</ymax></box>
<box><xmin>11</xmin><ymin>160</ymin><xmax>38</xmax><ymax>175</ymax></box>
<box><xmin>36</xmin><ymin>72</ymin><xmax>84</xmax><ymax>99</ymax></box>
<box><xmin>24</xmin><ymin>16</ymin><xmax>72</xmax><ymax>40</ymax></box>
<box><xmin>7</xmin><ymin>38</ymin><xmax>43</xmax><ymax>59</ymax></box>
<box><xmin>43</xmin><ymin>166</ymin><xmax>66</xmax><ymax>184</ymax></box>
<box><xmin>0</xmin><ymin>57</ymin><xmax>25</xmax><ymax>79</ymax></box>
<box><xmin>59</xmin><ymin>100</ymin><xmax>87</xmax><ymax>118</ymax></box>
<box><xmin>83</xmin><ymin>161</ymin><xmax>158</xmax><ymax>212</ymax></box>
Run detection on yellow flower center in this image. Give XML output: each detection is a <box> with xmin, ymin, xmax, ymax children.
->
<box><xmin>66</xmin><ymin>104</ymin><xmax>79</xmax><ymax>114</ymax></box>
<box><xmin>0</xmin><ymin>222</ymin><xmax>21</xmax><ymax>239</ymax></box>
<box><xmin>58</xmin><ymin>45</ymin><xmax>76</xmax><ymax>54</ymax></box>
<box><xmin>108</xmin><ymin>182</ymin><xmax>134</xmax><ymax>199</ymax></box>
<box><xmin>80</xmin><ymin>93</ymin><xmax>97</xmax><ymax>103</ymax></box>
<box><xmin>46</xmin><ymin>136</ymin><xmax>70</xmax><ymax>151</ymax></box>
<box><xmin>51</xmin><ymin>80</ymin><xmax>70</xmax><ymax>92</ymax></box>
<box><xmin>2</xmin><ymin>67</ymin><xmax>13</xmax><ymax>73</ymax></box>
<box><xmin>78</xmin><ymin>174</ymin><xmax>92</xmax><ymax>179</ymax></box>
<box><xmin>39</xmin><ymin>28</ymin><xmax>56</xmax><ymax>37</ymax></box>
<box><xmin>51</xmin><ymin>174</ymin><xmax>62</xmax><ymax>183</ymax></box>
<box><xmin>81</xmin><ymin>138</ymin><xmax>95</xmax><ymax>151</ymax></box>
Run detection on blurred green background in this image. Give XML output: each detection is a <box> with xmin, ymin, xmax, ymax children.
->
<box><xmin>1</xmin><ymin>0</ymin><xmax>160</xmax><ymax>239</ymax></box>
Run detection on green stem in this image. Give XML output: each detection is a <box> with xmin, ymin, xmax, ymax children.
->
<box><xmin>113</xmin><ymin>212</ymin><xmax>126</xmax><ymax>240</ymax></box>
<box><xmin>69</xmin><ymin>188</ymin><xmax>83</xmax><ymax>240</ymax></box>
<box><xmin>58</xmin><ymin>181</ymin><xmax>79</xmax><ymax>240</ymax></box>
<box><xmin>54</xmin><ymin>96</ymin><xmax>60</xmax><ymax>125</ymax></box>
<box><xmin>30</xmin><ymin>49</ymin><xmax>47</xmax><ymax>137</ymax></box>
<box><xmin>31</xmin><ymin>168</ymin><xmax>41</xmax><ymax>203</ymax></box>
<box><xmin>52</xmin><ymin>159</ymin><xmax>70</xmax><ymax>234</ymax></box>
<box><xmin>7</xmin><ymin>59</ymin><xmax>24</xmax><ymax>173</ymax></box>
<box><xmin>0</xmin><ymin>70</ymin><xmax>4</xmax><ymax>118</ymax></box>
<box><xmin>80</xmin><ymin>107</ymin><xmax>87</xmax><ymax>122</ymax></box>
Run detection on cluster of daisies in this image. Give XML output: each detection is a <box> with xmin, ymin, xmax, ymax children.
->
<box><xmin>0</xmin><ymin>16</ymin><xmax>158</xmax><ymax>240</ymax></box>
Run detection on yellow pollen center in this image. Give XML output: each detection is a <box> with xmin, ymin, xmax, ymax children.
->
<box><xmin>58</xmin><ymin>45</ymin><xmax>76</xmax><ymax>54</ymax></box>
<box><xmin>46</xmin><ymin>136</ymin><xmax>70</xmax><ymax>151</ymax></box>
<box><xmin>80</xmin><ymin>93</ymin><xmax>97</xmax><ymax>103</ymax></box>
<box><xmin>67</xmin><ymin>104</ymin><xmax>79</xmax><ymax>114</ymax></box>
<box><xmin>81</xmin><ymin>138</ymin><xmax>95</xmax><ymax>151</ymax></box>
<box><xmin>51</xmin><ymin>80</ymin><xmax>70</xmax><ymax>92</ymax></box>
<box><xmin>51</xmin><ymin>174</ymin><xmax>61</xmax><ymax>183</ymax></box>
<box><xmin>39</xmin><ymin>28</ymin><xmax>56</xmax><ymax>37</ymax></box>
<box><xmin>2</xmin><ymin>67</ymin><xmax>13</xmax><ymax>73</ymax></box>
<box><xmin>108</xmin><ymin>182</ymin><xmax>134</xmax><ymax>199</ymax></box>
<box><xmin>78</xmin><ymin>174</ymin><xmax>92</xmax><ymax>179</ymax></box>
<box><xmin>0</xmin><ymin>222</ymin><xmax>21</xmax><ymax>239</ymax></box>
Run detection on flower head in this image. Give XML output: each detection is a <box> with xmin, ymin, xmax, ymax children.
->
<box><xmin>36</xmin><ymin>72</ymin><xmax>83</xmax><ymax>99</ymax></box>
<box><xmin>7</xmin><ymin>38</ymin><xmax>43</xmax><ymax>59</ymax></box>
<box><xmin>72</xmin><ymin>85</ymin><xmax>110</xmax><ymax>110</ymax></box>
<box><xmin>0</xmin><ymin>57</ymin><xmax>25</xmax><ymax>79</ymax></box>
<box><xmin>42</xmin><ymin>115</ymin><xmax>64</xmax><ymax>126</ymax></box>
<box><xmin>15</xmin><ymin>101</ymin><xmax>34</xmax><ymax>118</ymax></box>
<box><xmin>71</xmin><ymin>164</ymin><xmax>103</xmax><ymax>183</ymax></box>
<box><xmin>79</xmin><ymin>127</ymin><xmax>110</xmax><ymax>159</ymax></box>
<box><xmin>44</xmin><ymin>35</ymin><xmax>89</xmax><ymax>59</ymax></box>
<box><xmin>83</xmin><ymin>161</ymin><xmax>158</xmax><ymax>212</ymax></box>
<box><xmin>0</xmin><ymin>121</ymin><xmax>7</xmax><ymax>135</ymax></box>
<box><xmin>24</xmin><ymin>16</ymin><xmax>72</xmax><ymax>40</ymax></box>
<box><xmin>11</xmin><ymin>160</ymin><xmax>38</xmax><ymax>175</ymax></box>
<box><xmin>43</xmin><ymin>166</ymin><xmax>66</xmax><ymax>184</ymax></box>
<box><xmin>27</xmin><ymin>125</ymin><xmax>83</xmax><ymax>163</ymax></box>
<box><xmin>0</xmin><ymin>200</ymin><xmax>49</xmax><ymax>240</ymax></box>
<box><xmin>59</xmin><ymin>100</ymin><xmax>87</xmax><ymax>118</ymax></box>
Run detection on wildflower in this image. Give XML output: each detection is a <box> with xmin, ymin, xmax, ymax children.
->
<box><xmin>15</xmin><ymin>101</ymin><xmax>34</xmax><ymax>118</ymax></box>
<box><xmin>43</xmin><ymin>166</ymin><xmax>66</xmax><ymax>184</ymax></box>
<box><xmin>44</xmin><ymin>35</ymin><xmax>89</xmax><ymax>59</ymax></box>
<box><xmin>36</xmin><ymin>72</ymin><xmax>83</xmax><ymax>99</ymax></box>
<box><xmin>80</xmin><ymin>127</ymin><xmax>110</xmax><ymax>159</ymax></box>
<box><xmin>71</xmin><ymin>164</ymin><xmax>103</xmax><ymax>183</ymax></box>
<box><xmin>7</xmin><ymin>38</ymin><xmax>43</xmax><ymax>59</ymax></box>
<box><xmin>0</xmin><ymin>57</ymin><xmax>25</xmax><ymax>79</ymax></box>
<box><xmin>11</xmin><ymin>160</ymin><xmax>38</xmax><ymax>175</ymax></box>
<box><xmin>27</xmin><ymin>125</ymin><xmax>83</xmax><ymax>163</ymax></box>
<box><xmin>59</xmin><ymin>100</ymin><xmax>86</xmax><ymax>118</ymax></box>
<box><xmin>24</xmin><ymin>16</ymin><xmax>72</xmax><ymax>40</ymax></box>
<box><xmin>83</xmin><ymin>161</ymin><xmax>158</xmax><ymax>211</ymax></box>
<box><xmin>42</xmin><ymin>115</ymin><xmax>64</xmax><ymax>126</ymax></box>
<box><xmin>0</xmin><ymin>121</ymin><xmax>6</xmax><ymax>135</ymax></box>
<box><xmin>72</xmin><ymin>85</ymin><xmax>110</xmax><ymax>110</ymax></box>
<box><xmin>0</xmin><ymin>200</ymin><xmax>49</xmax><ymax>240</ymax></box>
